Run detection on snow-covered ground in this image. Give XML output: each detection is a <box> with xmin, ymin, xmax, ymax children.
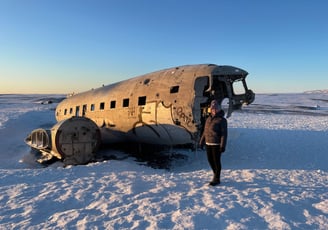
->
<box><xmin>0</xmin><ymin>93</ymin><xmax>327</xmax><ymax>229</ymax></box>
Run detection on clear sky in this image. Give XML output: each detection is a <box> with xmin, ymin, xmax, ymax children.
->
<box><xmin>0</xmin><ymin>0</ymin><xmax>327</xmax><ymax>94</ymax></box>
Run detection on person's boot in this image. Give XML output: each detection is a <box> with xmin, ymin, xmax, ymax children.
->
<box><xmin>209</xmin><ymin>176</ymin><xmax>220</xmax><ymax>186</ymax></box>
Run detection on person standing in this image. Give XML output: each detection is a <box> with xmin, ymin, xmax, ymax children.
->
<box><xmin>199</xmin><ymin>100</ymin><xmax>228</xmax><ymax>186</ymax></box>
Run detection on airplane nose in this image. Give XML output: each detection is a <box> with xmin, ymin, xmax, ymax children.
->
<box><xmin>245</xmin><ymin>89</ymin><xmax>255</xmax><ymax>105</ymax></box>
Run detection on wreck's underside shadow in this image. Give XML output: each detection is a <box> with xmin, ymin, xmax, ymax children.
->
<box><xmin>98</xmin><ymin>143</ymin><xmax>191</xmax><ymax>169</ymax></box>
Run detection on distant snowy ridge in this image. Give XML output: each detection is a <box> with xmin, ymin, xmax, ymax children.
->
<box><xmin>304</xmin><ymin>89</ymin><xmax>328</xmax><ymax>94</ymax></box>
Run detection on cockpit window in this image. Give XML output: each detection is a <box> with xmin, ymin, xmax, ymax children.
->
<box><xmin>232</xmin><ymin>80</ymin><xmax>246</xmax><ymax>95</ymax></box>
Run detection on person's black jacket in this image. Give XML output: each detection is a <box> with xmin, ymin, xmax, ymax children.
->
<box><xmin>199</xmin><ymin>110</ymin><xmax>227</xmax><ymax>151</ymax></box>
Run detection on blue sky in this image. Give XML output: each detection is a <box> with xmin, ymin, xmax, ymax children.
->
<box><xmin>0</xmin><ymin>0</ymin><xmax>327</xmax><ymax>94</ymax></box>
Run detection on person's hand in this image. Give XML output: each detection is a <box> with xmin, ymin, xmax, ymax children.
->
<box><xmin>220</xmin><ymin>147</ymin><xmax>225</xmax><ymax>153</ymax></box>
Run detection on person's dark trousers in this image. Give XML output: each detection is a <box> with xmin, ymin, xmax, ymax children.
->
<box><xmin>206</xmin><ymin>145</ymin><xmax>222</xmax><ymax>183</ymax></box>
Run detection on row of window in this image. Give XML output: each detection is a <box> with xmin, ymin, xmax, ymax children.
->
<box><xmin>63</xmin><ymin>96</ymin><xmax>147</xmax><ymax>116</ymax></box>
<box><xmin>61</xmin><ymin>85</ymin><xmax>180</xmax><ymax>116</ymax></box>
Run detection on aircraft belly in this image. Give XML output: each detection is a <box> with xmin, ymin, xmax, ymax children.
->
<box><xmin>100</xmin><ymin>128</ymin><xmax>129</xmax><ymax>144</ymax></box>
<box><xmin>132</xmin><ymin>124</ymin><xmax>192</xmax><ymax>145</ymax></box>
<box><xmin>101</xmin><ymin>124</ymin><xmax>192</xmax><ymax>145</ymax></box>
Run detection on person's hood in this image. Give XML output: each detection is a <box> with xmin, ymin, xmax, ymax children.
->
<box><xmin>218</xmin><ymin>109</ymin><xmax>225</xmax><ymax>117</ymax></box>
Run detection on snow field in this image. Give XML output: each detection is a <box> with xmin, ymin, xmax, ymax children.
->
<box><xmin>0</xmin><ymin>94</ymin><xmax>327</xmax><ymax>229</ymax></box>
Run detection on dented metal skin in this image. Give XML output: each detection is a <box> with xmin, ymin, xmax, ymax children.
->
<box><xmin>26</xmin><ymin>64</ymin><xmax>255</xmax><ymax>164</ymax></box>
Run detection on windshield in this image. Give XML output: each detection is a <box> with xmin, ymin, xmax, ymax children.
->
<box><xmin>232</xmin><ymin>79</ymin><xmax>246</xmax><ymax>95</ymax></box>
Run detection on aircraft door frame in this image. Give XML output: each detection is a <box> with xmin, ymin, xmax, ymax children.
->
<box><xmin>193</xmin><ymin>76</ymin><xmax>210</xmax><ymax>132</ymax></box>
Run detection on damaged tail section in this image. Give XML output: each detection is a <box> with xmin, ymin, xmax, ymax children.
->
<box><xmin>25</xmin><ymin>117</ymin><xmax>101</xmax><ymax>165</ymax></box>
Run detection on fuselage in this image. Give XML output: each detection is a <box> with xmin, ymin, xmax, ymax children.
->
<box><xmin>55</xmin><ymin>64</ymin><xmax>254</xmax><ymax>146</ymax></box>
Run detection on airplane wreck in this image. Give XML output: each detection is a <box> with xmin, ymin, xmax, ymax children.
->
<box><xmin>25</xmin><ymin>64</ymin><xmax>255</xmax><ymax>165</ymax></box>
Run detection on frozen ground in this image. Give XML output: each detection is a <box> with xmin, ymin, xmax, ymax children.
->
<box><xmin>0</xmin><ymin>93</ymin><xmax>327</xmax><ymax>229</ymax></box>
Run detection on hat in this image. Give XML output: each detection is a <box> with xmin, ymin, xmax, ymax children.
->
<box><xmin>210</xmin><ymin>100</ymin><xmax>221</xmax><ymax>110</ymax></box>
